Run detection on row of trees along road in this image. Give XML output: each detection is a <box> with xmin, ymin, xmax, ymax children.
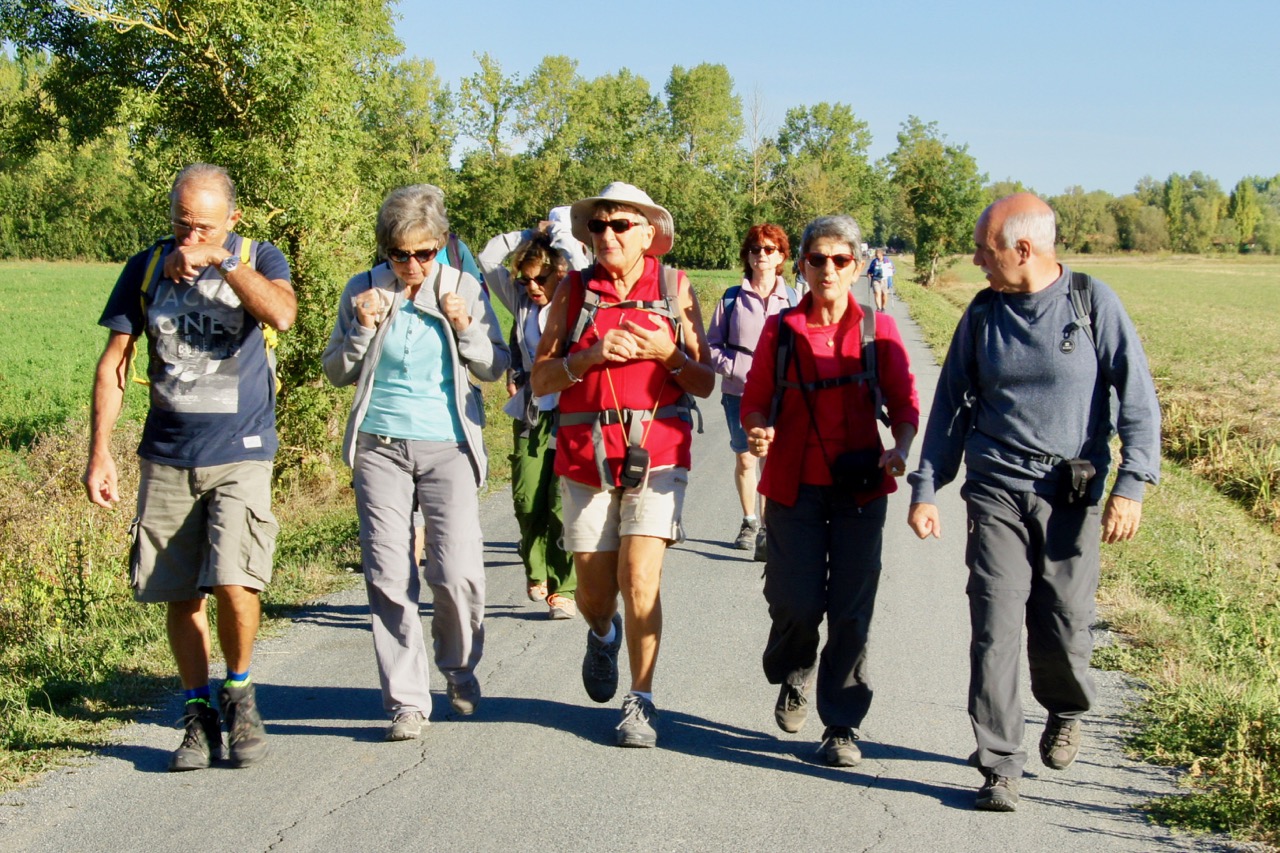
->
<box><xmin>3</xmin><ymin>2</ymin><xmax>1278</xmax><ymax>466</ymax></box>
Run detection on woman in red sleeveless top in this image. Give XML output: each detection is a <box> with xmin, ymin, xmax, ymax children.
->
<box><xmin>531</xmin><ymin>183</ymin><xmax>713</xmax><ymax>749</ymax></box>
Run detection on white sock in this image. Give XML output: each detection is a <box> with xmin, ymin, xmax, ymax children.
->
<box><xmin>593</xmin><ymin>622</ymin><xmax>617</xmax><ymax>645</ymax></box>
<box><xmin>744</xmin><ymin>514</ymin><xmax>758</xmax><ymax>523</ymax></box>
<box><xmin>630</xmin><ymin>690</ymin><xmax>653</xmax><ymax>702</ymax></box>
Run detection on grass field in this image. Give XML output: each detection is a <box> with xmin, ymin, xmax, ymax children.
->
<box><xmin>0</xmin><ymin>262</ymin><xmax>154</xmax><ymax>447</ymax></box>
<box><xmin>897</xmin><ymin>254</ymin><xmax>1280</xmax><ymax>844</ymax></box>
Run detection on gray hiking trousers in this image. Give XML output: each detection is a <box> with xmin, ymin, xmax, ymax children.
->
<box><xmin>963</xmin><ymin>480</ymin><xmax>1101</xmax><ymax>778</ymax></box>
<box><xmin>353</xmin><ymin>434</ymin><xmax>486</xmax><ymax>718</ymax></box>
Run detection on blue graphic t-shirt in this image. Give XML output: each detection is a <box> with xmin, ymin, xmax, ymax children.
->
<box><xmin>98</xmin><ymin>234</ymin><xmax>292</xmax><ymax>467</ymax></box>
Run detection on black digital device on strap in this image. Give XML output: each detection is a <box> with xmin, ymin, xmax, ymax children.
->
<box><xmin>619</xmin><ymin>445</ymin><xmax>651</xmax><ymax>489</ymax></box>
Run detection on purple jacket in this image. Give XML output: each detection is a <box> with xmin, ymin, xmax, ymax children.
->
<box><xmin>706</xmin><ymin>276</ymin><xmax>796</xmax><ymax>396</ymax></box>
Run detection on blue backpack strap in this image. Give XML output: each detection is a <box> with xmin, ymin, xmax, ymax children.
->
<box><xmin>1066</xmin><ymin>271</ymin><xmax>1095</xmax><ymax>350</ymax></box>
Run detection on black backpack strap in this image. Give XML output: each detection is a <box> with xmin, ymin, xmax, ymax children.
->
<box><xmin>859</xmin><ymin>301</ymin><xmax>889</xmax><ymax>426</ymax></box>
<box><xmin>1067</xmin><ymin>271</ymin><xmax>1095</xmax><ymax>350</ymax></box>
<box><xmin>768</xmin><ymin>306</ymin><xmax>802</xmax><ymax>427</ymax></box>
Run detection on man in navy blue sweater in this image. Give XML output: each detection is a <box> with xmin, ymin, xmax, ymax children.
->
<box><xmin>907</xmin><ymin>193</ymin><xmax>1161</xmax><ymax>812</ymax></box>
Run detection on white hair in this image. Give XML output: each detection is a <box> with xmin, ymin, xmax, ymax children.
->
<box><xmin>999</xmin><ymin>208</ymin><xmax>1056</xmax><ymax>253</ymax></box>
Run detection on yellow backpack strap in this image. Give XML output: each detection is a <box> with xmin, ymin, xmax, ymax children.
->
<box><xmin>242</xmin><ymin>238</ymin><xmax>283</xmax><ymax>394</ymax></box>
<box><xmin>130</xmin><ymin>243</ymin><xmax>166</xmax><ymax>386</ymax></box>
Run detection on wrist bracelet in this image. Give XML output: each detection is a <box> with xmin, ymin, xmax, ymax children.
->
<box><xmin>562</xmin><ymin>356</ymin><xmax>583</xmax><ymax>383</ymax></box>
<box><xmin>668</xmin><ymin>349</ymin><xmax>689</xmax><ymax>376</ymax></box>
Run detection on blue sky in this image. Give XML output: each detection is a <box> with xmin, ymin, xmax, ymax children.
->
<box><xmin>394</xmin><ymin>0</ymin><xmax>1277</xmax><ymax>197</ymax></box>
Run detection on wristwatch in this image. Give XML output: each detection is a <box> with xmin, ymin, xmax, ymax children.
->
<box><xmin>218</xmin><ymin>254</ymin><xmax>241</xmax><ymax>276</ymax></box>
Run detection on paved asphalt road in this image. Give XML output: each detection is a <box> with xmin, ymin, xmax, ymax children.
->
<box><xmin>0</xmin><ymin>294</ymin><xmax>1238</xmax><ymax>852</ymax></box>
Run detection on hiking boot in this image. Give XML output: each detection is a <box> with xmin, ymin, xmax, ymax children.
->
<box><xmin>168</xmin><ymin>700</ymin><xmax>223</xmax><ymax>772</ymax></box>
<box><xmin>734</xmin><ymin>518</ymin><xmax>760</xmax><ymax>551</ymax></box>
<box><xmin>447</xmin><ymin>679</ymin><xmax>481</xmax><ymax>716</ymax></box>
<box><xmin>527</xmin><ymin>580</ymin><xmax>548</xmax><ymax>602</ymax></box>
<box><xmin>615</xmin><ymin>693</ymin><xmax>658</xmax><ymax>748</ymax></box>
<box><xmin>774</xmin><ymin>683</ymin><xmax>809</xmax><ymax>733</ymax></box>
<box><xmin>975</xmin><ymin>773</ymin><xmax>1020</xmax><ymax>811</ymax></box>
<box><xmin>1040</xmin><ymin>716</ymin><xmax>1082</xmax><ymax>770</ymax></box>
<box><xmin>753</xmin><ymin>527</ymin><xmax>768</xmax><ymax>562</ymax></box>
<box><xmin>818</xmin><ymin>726</ymin><xmax>862</xmax><ymax>767</ymax></box>
<box><xmin>386</xmin><ymin>709</ymin><xmax>428</xmax><ymax>741</ymax></box>
<box><xmin>219</xmin><ymin>682</ymin><xmax>269</xmax><ymax>768</ymax></box>
<box><xmin>582</xmin><ymin>612</ymin><xmax>623</xmax><ymax>703</ymax></box>
<box><xmin>547</xmin><ymin>593</ymin><xmax>577</xmax><ymax>620</ymax></box>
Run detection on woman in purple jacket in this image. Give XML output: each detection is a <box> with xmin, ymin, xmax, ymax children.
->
<box><xmin>706</xmin><ymin>224</ymin><xmax>796</xmax><ymax>557</ymax></box>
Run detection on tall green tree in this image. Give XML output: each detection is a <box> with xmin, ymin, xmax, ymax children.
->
<box><xmin>1</xmin><ymin>0</ymin><xmax>405</xmax><ymax>465</ymax></box>
<box><xmin>457</xmin><ymin>52</ymin><xmax>519</xmax><ymax>162</ymax></box>
<box><xmin>665</xmin><ymin>63</ymin><xmax>742</xmax><ymax>171</ymax></box>
<box><xmin>888</xmin><ymin>116</ymin><xmax>985</xmax><ymax>286</ymax></box>
<box><xmin>774</xmin><ymin>103</ymin><xmax>876</xmax><ymax>235</ymax></box>
<box><xmin>1228</xmin><ymin>177</ymin><xmax>1261</xmax><ymax>250</ymax></box>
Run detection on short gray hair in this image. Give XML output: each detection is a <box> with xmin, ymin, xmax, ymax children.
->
<box><xmin>170</xmin><ymin>163</ymin><xmax>236</xmax><ymax>212</ymax></box>
<box><xmin>1000</xmin><ymin>208</ymin><xmax>1056</xmax><ymax>253</ymax></box>
<box><xmin>800</xmin><ymin>214</ymin><xmax>864</xmax><ymax>259</ymax></box>
<box><xmin>376</xmin><ymin>184</ymin><xmax>450</xmax><ymax>258</ymax></box>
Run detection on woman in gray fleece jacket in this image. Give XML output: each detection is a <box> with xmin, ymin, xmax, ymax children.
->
<box><xmin>322</xmin><ymin>184</ymin><xmax>509</xmax><ymax>742</ymax></box>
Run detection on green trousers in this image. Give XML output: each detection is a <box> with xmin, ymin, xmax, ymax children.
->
<box><xmin>511</xmin><ymin>412</ymin><xmax>575</xmax><ymax>597</ymax></box>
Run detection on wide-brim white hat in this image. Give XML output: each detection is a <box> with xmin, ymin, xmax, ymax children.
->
<box><xmin>570</xmin><ymin>182</ymin><xmax>674</xmax><ymax>257</ymax></box>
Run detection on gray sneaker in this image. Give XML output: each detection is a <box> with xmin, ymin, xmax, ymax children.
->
<box><xmin>753</xmin><ymin>527</ymin><xmax>768</xmax><ymax>562</ymax></box>
<box><xmin>734</xmin><ymin>518</ymin><xmax>760</xmax><ymax>550</ymax></box>
<box><xmin>615</xmin><ymin>693</ymin><xmax>658</xmax><ymax>748</ymax></box>
<box><xmin>168</xmin><ymin>701</ymin><xmax>223</xmax><ymax>772</ymax></box>
<box><xmin>582</xmin><ymin>612</ymin><xmax>623</xmax><ymax>703</ymax></box>
<box><xmin>976</xmin><ymin>773</ymin><xmax>1020</xmax><ymax>811</ymax></box>
<box><xmin>818</xmin><ymin>726</ymin><xmax>862</xmax><ymax>767</ymax></box>
<box><xmin>774</xmin><ymin>683</ymin><xmax>809</xmax><ymax>733</ymax></box>
<box><xmin>386</xmin><ymin>709</ymin><xmax>428</xmax><ymax>741</ymax></box>
<box><xmin>219</xmin><ymin>682</ymin><xmax>268</xmax><ymax>768</ymax></box>
<box><xmin>1039</xmin><ymin>716</ymin><xmax>1081</xmax><ymax>770</ymax></box>
<box><xmin>447</xmin><ymin>679</ymin><xmax>481</xmax><ymax>716</ymax></box>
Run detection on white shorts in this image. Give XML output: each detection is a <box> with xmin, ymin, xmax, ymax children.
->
<box><xmin>560</xmin><ymin>466</ymin><xmax>688</xmax><ymax>552</ymax></box>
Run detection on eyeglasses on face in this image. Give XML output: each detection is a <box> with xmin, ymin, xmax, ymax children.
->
<box><xmin>586</xmin><ymin>218</ymin><xmax>646</xmax><ymax>235</ymax></box>
<box><xmin>516</xmin><ymin>272</ymin><xmax>554</xmax><ymax>287</ymax></box>
<box><xmin>804</xmin><ymin>252</ymin><xmax>856</xmax><ymax>270</ymax></box>
<box><xmin>171</xmin><ymin>219</ymin><xmax>220</xmax><ymax>237</ymax></box>
<box><xmin>748</xmin><ymin>245</ymin><xmax>779</xmax><ymax>256</ymax></box>
<box><xmin>387</xmin><ymin>247</ymin><xmax>440</xmax><ymax>265</ymax></box>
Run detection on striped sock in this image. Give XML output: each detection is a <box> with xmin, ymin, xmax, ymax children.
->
<box><xmin>224</xmin><ymin>669</ymin><xmax>251</xmax><ymax>689</ymax></box>
<box><xmin>183</xmin><ymin>685</ymin><xmax>212</xmax><ymax>704</ymax></box>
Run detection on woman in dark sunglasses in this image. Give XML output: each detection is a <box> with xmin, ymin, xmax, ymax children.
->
<box><xmin>322</xmin><ymin>184</ymin><xmax>510</xmax><ymax>741</ymax></box>
<box><xmin>530</xmin><ymin>182</ymin><xmax>714</xmax><ymax>749</ymax></box>
<box><xmin>739</xmin><ymin>214</ymin><xmax>920</xmax><ymax>769</ymax></box>
<box><xmin>479</xmin><ymin>218</ymin><xmax>585</xmax><ymax>621</ymax></box>
<box><xmin>706</xmin><ymin>224</ymin><xmax>797</xmax><ymax>558</ymax></box>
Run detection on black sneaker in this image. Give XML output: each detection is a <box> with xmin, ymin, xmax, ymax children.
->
<box><xmin>448</xmin><ymin>678</ymin><xmax>481</xmax><ymax>716</ymax></box>
<box><xmin>219</xmin><ymin>682</ymin><xmax>269</xmax><ymax>768</ymax></box>
<box><xmin>615</xmin><ymin>693</ymin><xmax>658</xmax><ymax>748</ymax></box>
<box><xmin>975</xmin><ymin>773</ymin><xmax>1019</xmax><ymax>811</ymax></box>
<box><xmin>1039</xmin><ymin>716</ymin><xmax>1081</xmax><ymax>770</ymax></box>
<box><xmin>818</xmin><ymin>726</ymin><xmax>862</xmax><ymax>767</ymax></box>
<box><xmin>774</xmin><ymin>683</ymin><xmax>809</xmax><ymax>733</ymax></box>
<box><xmin>734</xmin><ymin>518</ymin><xmax>760</xmax><ymax>551</ymax></box>
<box><xmin>168</xmin><ymin>700</ymin><xmax>223</xmax><ymax>772</ymax></box>
<box><xmin>582</xmin><ymin>612</ymin><xmax>623</xmax><ymax>703</ymax></box>
<box><xmin>753</xmin><ymin>527</ymin><xmax>768</xmax><ymax>562</ymax></box>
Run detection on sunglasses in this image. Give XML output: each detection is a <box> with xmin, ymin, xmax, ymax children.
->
<box><xmin>804</xmin><ymin>252</ymin><xmax>856</xmax><ymax>270</ymax></box>
<box><xmin>748</xmin><ymin>245</ymin><xmax>779</xmax><ymax>256</ymax></box>
<box><xmin>586</xmin><ymin>218</ymin><xmax>647</xmax><ymax>235</ymax></box>
<box><xmin>516</xmin><ymin>272</ymin><xmax>554</xmax><ymax>287</ymax></box>
<box><xmin>387</xmin><ymin>247</ymin><xmax>440</xmax><ymax>265</ymax></box>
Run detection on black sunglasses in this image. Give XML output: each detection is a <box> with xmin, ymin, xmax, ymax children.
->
<box><xmin>387</xmin><ymin>247</ymin><xmax>440</xmax><ymax>264</ymax></box>
<box><xmin>748</xmin><ymin>245</ymin><xmax>779</xmax><ymax>256</ymax></box>
<box><xmin>516</xmin><ymin>272</ymin><xmax>554</xmax><ymax>287</ymax></box>
<box><xmin>804</xmin><ymin>252</ymin><xmax>856</xmax><ymax>270</ymax></box>
<box><xmin>587</xmin><ymin>218</ymin><xmax>646</xmax><ymax>235</ymax></box>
